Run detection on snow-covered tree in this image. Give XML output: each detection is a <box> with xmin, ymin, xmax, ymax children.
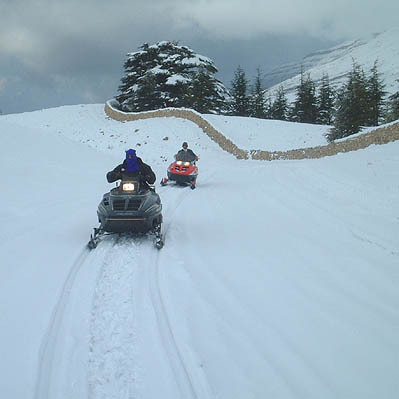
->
<box><xmin>134</xmin><ymin>72</ymin><xmax>160</xmax><ymax>111</ymax></box>
<box><xmin>187</xmin><ymin>67</ymin><xmax>229</xmax><ymax>114</ymax></box>
<box><xmin>116</xmin><ymin>41</ymin><xmax>227</xmax><ymax>112</ymax></box>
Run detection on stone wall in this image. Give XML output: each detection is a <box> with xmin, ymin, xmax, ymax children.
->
<box><xmin>104</xmin><ymin>102</ymin><xmax>399</xmax><ymax>161</ymax></box>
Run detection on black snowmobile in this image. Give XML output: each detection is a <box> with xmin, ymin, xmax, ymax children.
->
<box><xmin>88</xmin><ymin>174</ymin><xmax>164</xmax><ymax>250</ymax></box>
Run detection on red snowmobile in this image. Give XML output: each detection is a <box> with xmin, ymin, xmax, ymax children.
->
<box><xmin>161</xmin><ymin>153</ymin><xmax>199</xmax><ymax>190</ymax></box>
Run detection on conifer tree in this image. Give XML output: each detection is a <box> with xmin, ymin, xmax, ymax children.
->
<box><xmin>230</xmin><ymin>66</ymin><xmax>250</xmax><ymax>116</ymax></box>
<box><xmin>116</xmin><ymin>41</ymin><xmax>228</xmax><ymax>112</ymax></box>
<box><xmin>117</xmin><ymin>43</ymin><xmax>162</xmax><ymax>111</ymax></box>
<box><xmin>250</xmin><ymin>68</ymin><xmax>267</xmax><ymax>118</ymax></box>
<box><xmin>327</xmin><ymin>61</ymin><xmax>369</xmax><ymax>141</ymax></box>
<box><xmin>366</xmin><ymin>60</ymin><xmax>386</xmax><ymax>126</ymax></box>
<box><xmin>135</xmin><ymin>72</ymin><xmax>161</xmax><ymax>111</ymax></box>
<box><xmin>317</xmin><ymin>73</ymin><xmax>335</xmax><ymax>125</ymax></box>
<box><xmin>264</xmin><ymin>95</ymin><xmax>273</xmax><ymax>119</ymax></box>
<box><xmin>385</xmin><ymin>88</ymin><xmax>399</xmax><ymax>122</ymax></box>
<box><xmin>291</xmin><ymin>69</ymin><xmax>318</xmax><ymax>123</ymax></box>
<box><xmin>187</xmin><ymin>67</ymin><xmax>228</xmax><ymax>114</ymax></box>
<box><xmin>270</xmin><ymin>86</ymin><xmax>288</xmax><ymax>121</ymax></box>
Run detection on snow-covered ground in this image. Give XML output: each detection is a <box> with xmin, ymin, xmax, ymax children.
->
<box><xmin>204</xmin><ymin>114</ymin><xmax>330</xmax><ymax>150</ymax></box>
<box><xmin>1</xmin><ymin>104</ymin><xmax>398</xmax><ymax>399</ymax></box>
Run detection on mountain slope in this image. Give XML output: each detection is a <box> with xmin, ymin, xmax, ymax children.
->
<box><xmin>266</xmin><ymin>27</ymin><xmax>399</xmax><ymax>100</ymax></box>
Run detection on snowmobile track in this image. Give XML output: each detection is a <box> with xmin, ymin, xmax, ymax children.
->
<box><xmin>88</xmin><ymin>236</ymin><xmax>140</xmax><ymax>399</ymax></box>
<box><xmin>34</xmin><ymin>246</ymin><xmax>91</xmax><ymax>399</ymax></box>
<box><xmin>146</xmin><ymin>236</ymin><xmax>199</xmax><ymax>399</ymax></box>
<box><xmin>144</xmin><ymin>179</ymin><xmax>215</xmax><ymax>399</ymax></box>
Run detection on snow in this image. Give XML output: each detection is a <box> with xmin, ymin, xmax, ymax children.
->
<box><xmin>203</xmin><ymin>114</ymin><xmax>330</xmax><ymax>150</ymax></box>
<box><xmin>148</xmin><ymin>66</ymin><xmax>168</xmax><ymax>75</ymax></box>
<box><xmin>166</xmin><ymin>75</ymin><xmax>190</xmax><ymax>85</ymax></box>
<box><xmin>1</xmin><ymin>104</ymin><xmax>398</xmax><ymax>399</ymax></box>
<box><xmin>181</xmin><ymin>55</ymin><xmax>213</xmax><ymax>66</ymax></box>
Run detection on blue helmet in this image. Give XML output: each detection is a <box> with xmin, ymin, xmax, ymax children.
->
<box><xmin>125</xmin><ymin>149</ymin><xmax>139</xmax><ymax>172</ymax></box>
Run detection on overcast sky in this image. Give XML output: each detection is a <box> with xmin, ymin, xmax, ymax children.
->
<box><xmin>1</xmin><ymin>0</ymin><xmax>398</xmax><ymax>114</ymax></box>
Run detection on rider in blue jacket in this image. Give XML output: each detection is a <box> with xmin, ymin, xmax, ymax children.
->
<box><xmin>107</xmin><ymin>149</ymin><xmax>156</xmax><ymax>189</ymax></box>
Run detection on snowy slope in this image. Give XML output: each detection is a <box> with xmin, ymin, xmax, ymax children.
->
<box><xmin>1</xmin><ymin>105</ymin><xmax>398</xmax><ymax>399</ymax></box>
<box><xmin>266</xmin><ymin>27</ymin><xmax>399</xmax><ymax>101</ymax></box>
<box><xmin>204</xmin><ymin>113</ymin><xmax>330</xmax><ymax>150</ymax></box>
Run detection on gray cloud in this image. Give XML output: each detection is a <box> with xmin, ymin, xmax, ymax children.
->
<box><xmin>0</xmin><ymin>0</ymin><xmax>397</xmax><ymax>114</ymax></box>
<box><xmin>171</xmin><ymin>0</ymin><xmax>399</xmax><ymax>40</ymax></box>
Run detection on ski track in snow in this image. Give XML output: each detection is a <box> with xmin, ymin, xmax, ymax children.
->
<box><xmin>88</xmin><ymin>237</ymin><xmax>139</xmax><ymax>399</ymax></box>
<box><xmin>34</xmin><ymin>247</ymin><xmax>90</xmax><ymax>399</ymax></box>
<box><xmin>146</xmin><ymin>175</ymin><xmax>217</xmax><ymax>399</ymax></box>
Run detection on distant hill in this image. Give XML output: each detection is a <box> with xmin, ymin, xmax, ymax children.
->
<box><xmin>265</xmin><ymin>27</ymin><xmax>399</xmax><ymax>101</ymax></box>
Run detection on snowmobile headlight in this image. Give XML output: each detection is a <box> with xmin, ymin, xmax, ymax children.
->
<box><xmin>184</xmin><ymin>162</ymin><xmax>190</xmax><ymax>166</ymax></box>
<box><xmin>122</xmin><ymin>182</ymin><xmax>135</xmax><ymax>192</ymax></box>
<box><xmin>176</xmin><ymin>161</ymin><xmax>183</xmax><ymax>165</ymax></box>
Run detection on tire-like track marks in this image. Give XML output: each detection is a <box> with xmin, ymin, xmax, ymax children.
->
<box><xmin>34</xmin><ymin>247</ymin><xmax>90</xmax><ymax>399</ymax></box>
<box><xmin>145</xmin><ymin>172</ymin><xmax>217</xmax><ymax>398</ymax></box>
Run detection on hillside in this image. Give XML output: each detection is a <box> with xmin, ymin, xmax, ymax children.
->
<box><xmin>265</xmin><ymin>27</ymin><xmax>399</xmax><ymax>101</ymax></box>
<box><xmin>1</xmin><ymin>105</ymin><xmax>398</xmax><ymax>399</ymax></box>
